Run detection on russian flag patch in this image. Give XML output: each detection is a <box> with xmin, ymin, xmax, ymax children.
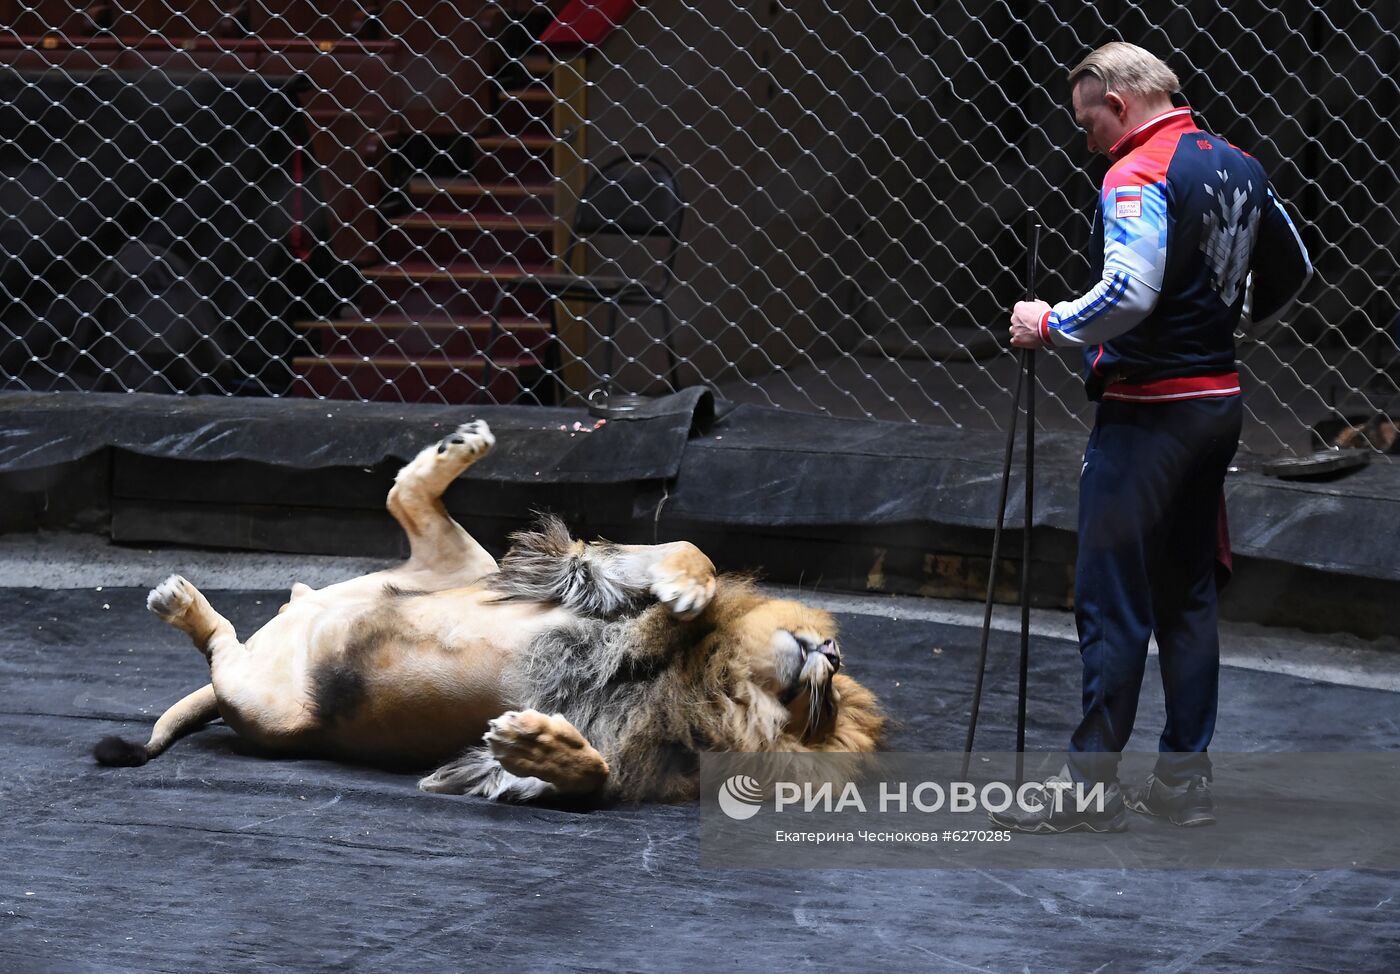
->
<box><xmin>1114</xmin><ymin>186</ymin><xmax>1143</xmax><ymax>219</ymax></box>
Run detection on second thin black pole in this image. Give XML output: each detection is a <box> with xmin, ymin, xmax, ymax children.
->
<box><xmin>959</xmin><ymin>364</ymin><xmax>1021</xmax><ymax>780</ymax></box>
<box><xmin>961</xmin><ymin>211</ymin><xmax>1040</xmax><ymax>783</ymax></box>
<box><xmin>1016</xmin><ymin>214</ymin><xmax>1041</xmax><ymax>787</ymax></box>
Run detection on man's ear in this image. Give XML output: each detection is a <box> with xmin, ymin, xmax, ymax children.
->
<box><xmin>1104</xmin><ymin>91</ymin><xmax>1127</xmax><ymax>119</ymax></box>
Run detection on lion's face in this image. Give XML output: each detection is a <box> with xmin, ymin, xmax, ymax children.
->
<box><xmin>729</xmin><ymin>600</ymin><xmax>844</xmax><ymax>741</ymax></box>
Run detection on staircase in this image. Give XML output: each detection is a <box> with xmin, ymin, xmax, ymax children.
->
<box><xmin>292</xmin><ymin>54</ymin><xmax>565</xmax><ymax>404</ymax></box>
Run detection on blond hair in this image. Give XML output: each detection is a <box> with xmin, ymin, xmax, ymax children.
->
<box><xmin>1069</xmin><ymin>42</ymin><xmax>1180</xmax><ymax>100</ymax></box>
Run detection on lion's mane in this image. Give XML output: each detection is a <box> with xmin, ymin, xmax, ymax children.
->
<box><xmin>468</xmin><ymin>518</ymin><xmax>886</xmax><ymax>803</ymax></box>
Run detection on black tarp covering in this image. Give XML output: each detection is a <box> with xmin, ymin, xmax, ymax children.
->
<box><xmin>0</xmin><ymin>386</ymin><xmax>716</xmax><ymax>482</ymax></box>
<box><xmin>667</xmin><ymin>404</ymin><xmax>1400</xmax><ymax>584</ymax></box>
<box><xmin>0</xmin><ymin>67</ymin><xmax>336</xmax><ymax>396</ymax></box>
<box><xmin>1</xmin><ymin>587</ymin><xmax>1396</xmax><ymax>970</ymax></box>
<box><xmin>668</xmin><ymin>403</ymin><xmax>1084</xmax><ymax>530</ymax></box>
<box><xmin>2</xmin><ymin>390</ymin><xmax>1398</xmax><ymax>583</ymax></box>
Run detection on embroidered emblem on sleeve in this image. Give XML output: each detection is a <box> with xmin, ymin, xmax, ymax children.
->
<box><xmin>1114</xmin><ymin>186</ymin><xmax>1143</xmax><ymax>219</ymax></box>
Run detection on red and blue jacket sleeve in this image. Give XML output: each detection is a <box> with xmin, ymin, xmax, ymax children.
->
<box><xmin>1038</xmin><ymin>173</ymin><xmax>1169</xmax><ymax>348</ymax></box>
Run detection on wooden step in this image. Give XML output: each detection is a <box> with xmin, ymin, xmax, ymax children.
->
<box><xmin>295</xmin><ymin>353</ymin><xmax>538</xmax><ymax>372</ymax></box>
<box><xmin>299</xmin><ymin>315</ymin><xmax>551</xmax><ymax>361</ymax></box>
<box><xmin>408</xmin><ymin>179</ymin><xmax>555</xmax><ymax>200</ymax></box>
<box><xmin>297</xmin><ymin>317</ymin><xmax>548</xmax><ymax>335</ymax></box>
<box><xmin>304</xmin><ymin>106</ymin><xmax>386</xmax><ymax>121</ymax></box>
<box><xmin>499</xmin><ymin>86</ymin><xmax>554</xmax><ymax>105</ymax></box>
<box><xmin>292</xmin><ymin>354</ymin><xmax>546</xmax><ymax>404</ymax></box>
<box><xmin>475</xmin><ymin>134</ymin><xmax>555</xmax><ymax>153</ymax></box>
<box><xmin>361</xmin><ymin>260</ymin><xmax>555</xmax><ymax>283</ymax></box>
<box><xmin>390</xmin><ymin>213</ymin><xmax>557</xmax><ymax>233</ymax></box>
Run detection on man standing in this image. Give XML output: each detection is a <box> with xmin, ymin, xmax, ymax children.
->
<box><xmin>992</xmin><ymin>43</ymin><xmax>1311</xmax><ymax>833</ymax></box>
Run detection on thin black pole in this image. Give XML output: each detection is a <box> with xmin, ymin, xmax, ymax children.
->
<box><xmin>960</xmin><ymin>335</ymin><xmax>1024</xmax><ymax>781</ymax></box>
<box><xmin>1016</xmin><ymin>213</ymin><xmax>1041</xmax><ymax>787</ymax></box>
<box><xmin>961</xmin><ymin>211</ymin><xmax>1041</xmax><ymax>783</ymax></box>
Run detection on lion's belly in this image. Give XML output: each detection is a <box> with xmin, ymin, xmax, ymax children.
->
<box><xmin>224</xmin><ymin>587</ymin><xmax>570</xmax><ymax>767</ymax></box>
<box><xmin>294</xmin><ymin>604</ymin><xmax>521</xmax><ymax>767</ymax></box>
<box><xmin>317</xmin><ymin>658</ymin><xmax>511</xmax><ymax>767</ymax></box>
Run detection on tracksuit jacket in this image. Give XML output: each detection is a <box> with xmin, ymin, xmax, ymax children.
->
<box><xmin>1037</xmin><ymin>106</ymin><xmax>1312</xmax><ymax>401</ymax></box>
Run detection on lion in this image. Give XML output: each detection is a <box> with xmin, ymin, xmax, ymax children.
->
<box><xmin>93</xmin><ymin>420</ymin><xmax>884</xmax><ymax>803</ymax></box>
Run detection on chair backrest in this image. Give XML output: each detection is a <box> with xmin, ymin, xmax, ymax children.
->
<box><xmin>573</xmin><ymin>153</ymin><xmax>683</xmax><ymax>240</ymax></box>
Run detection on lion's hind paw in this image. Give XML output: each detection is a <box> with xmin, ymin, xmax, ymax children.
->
<box><xmin>147</xmin><ymin>574</ymin><xmax>196</xmax><ymax>622</ymax></box>
<box><xmin>436</xmin><ymin>419</ymin><xmax>494</xmax><ymax>459</ymax></box>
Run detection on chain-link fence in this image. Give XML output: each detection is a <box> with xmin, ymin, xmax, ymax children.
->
<box><xmin>1</xmin><ymin>1</ymin><xmax>1396</xmax><ymax>457</ymax></box>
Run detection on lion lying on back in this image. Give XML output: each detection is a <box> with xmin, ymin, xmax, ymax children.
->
<box><xmin>94</xmin><ymin>421</ymin><xmax>884</xmax><ymax>803</ymax></box>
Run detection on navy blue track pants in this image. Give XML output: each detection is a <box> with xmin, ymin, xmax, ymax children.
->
<box><xmin>1067</xmin><ymin>395</ymin><xmax>1242</xmax><ymax>785</ymax></box>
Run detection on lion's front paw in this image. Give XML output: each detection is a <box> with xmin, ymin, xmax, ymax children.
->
<box><xmin>485</xmin><ymin>710</ymin><xmax>608</xmax><ymax>793</ymax></box>
<box><xmin>147</xmin><ymin>574</ymin><xmax>196</xmax><ymax>622</ymax></box>
<box><xmin>650</xmin><ymin>543</ymin><xmax>716</xmax><ymax>621</ymax></box>
<box><xmin>484</xmin><ymin>709</ymin><xmax>569</xmax><ymax>771</ymax></box>
<box><xmin>436</xmin><ymin>419</ymin><xmax>494</xmax><ymax>459</ymax></box>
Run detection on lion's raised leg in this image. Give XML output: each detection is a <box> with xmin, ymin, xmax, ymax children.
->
<box><xmin>147</xmin><ymin>574</ymin><xmax>242</xmax><ymax>663</ymax></box>
<box><xmin>503</xmin><ymin>521</ymin><xmax>717</xmax><ymax>620</ymax></box>
<box><xmin>387</xmin><ymin>420</ymin><xmax>498</xmax><ymax>580</ymax></box>
<box><xmin>606</xmin><ymin>541</ymin><xmax>717</xmax><ymax>620</ymax></box>
<box><xmin>145</xmin><ymin>575</ymin><xmax>309</xmax><ymax>743</ymax></box>
<box><xmin>96</xmin><ymin>577</ymin><xmax>240</xmax><ymax>767</ymax></box>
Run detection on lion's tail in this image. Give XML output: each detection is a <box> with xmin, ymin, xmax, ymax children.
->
<box><xmin>94</xmin><ymin>683</ymin><xmax>219</xmax><ymax>767</ymax></box>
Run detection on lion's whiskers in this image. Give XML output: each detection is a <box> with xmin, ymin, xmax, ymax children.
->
<box><xmin>802</xmin><ymin>667</ymin><xmax>837</xmax><ymax>741</ymax></box>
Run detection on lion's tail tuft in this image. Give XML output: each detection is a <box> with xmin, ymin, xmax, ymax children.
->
<box><xmin>93</xmin><ymin>683</ymin><xmax>220</xmax><ymax>767</ymax></box>
<box><xmin>93</xmin><ymin>735</ymin><xmax>151</xmax><ymax>767</ymax></box>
